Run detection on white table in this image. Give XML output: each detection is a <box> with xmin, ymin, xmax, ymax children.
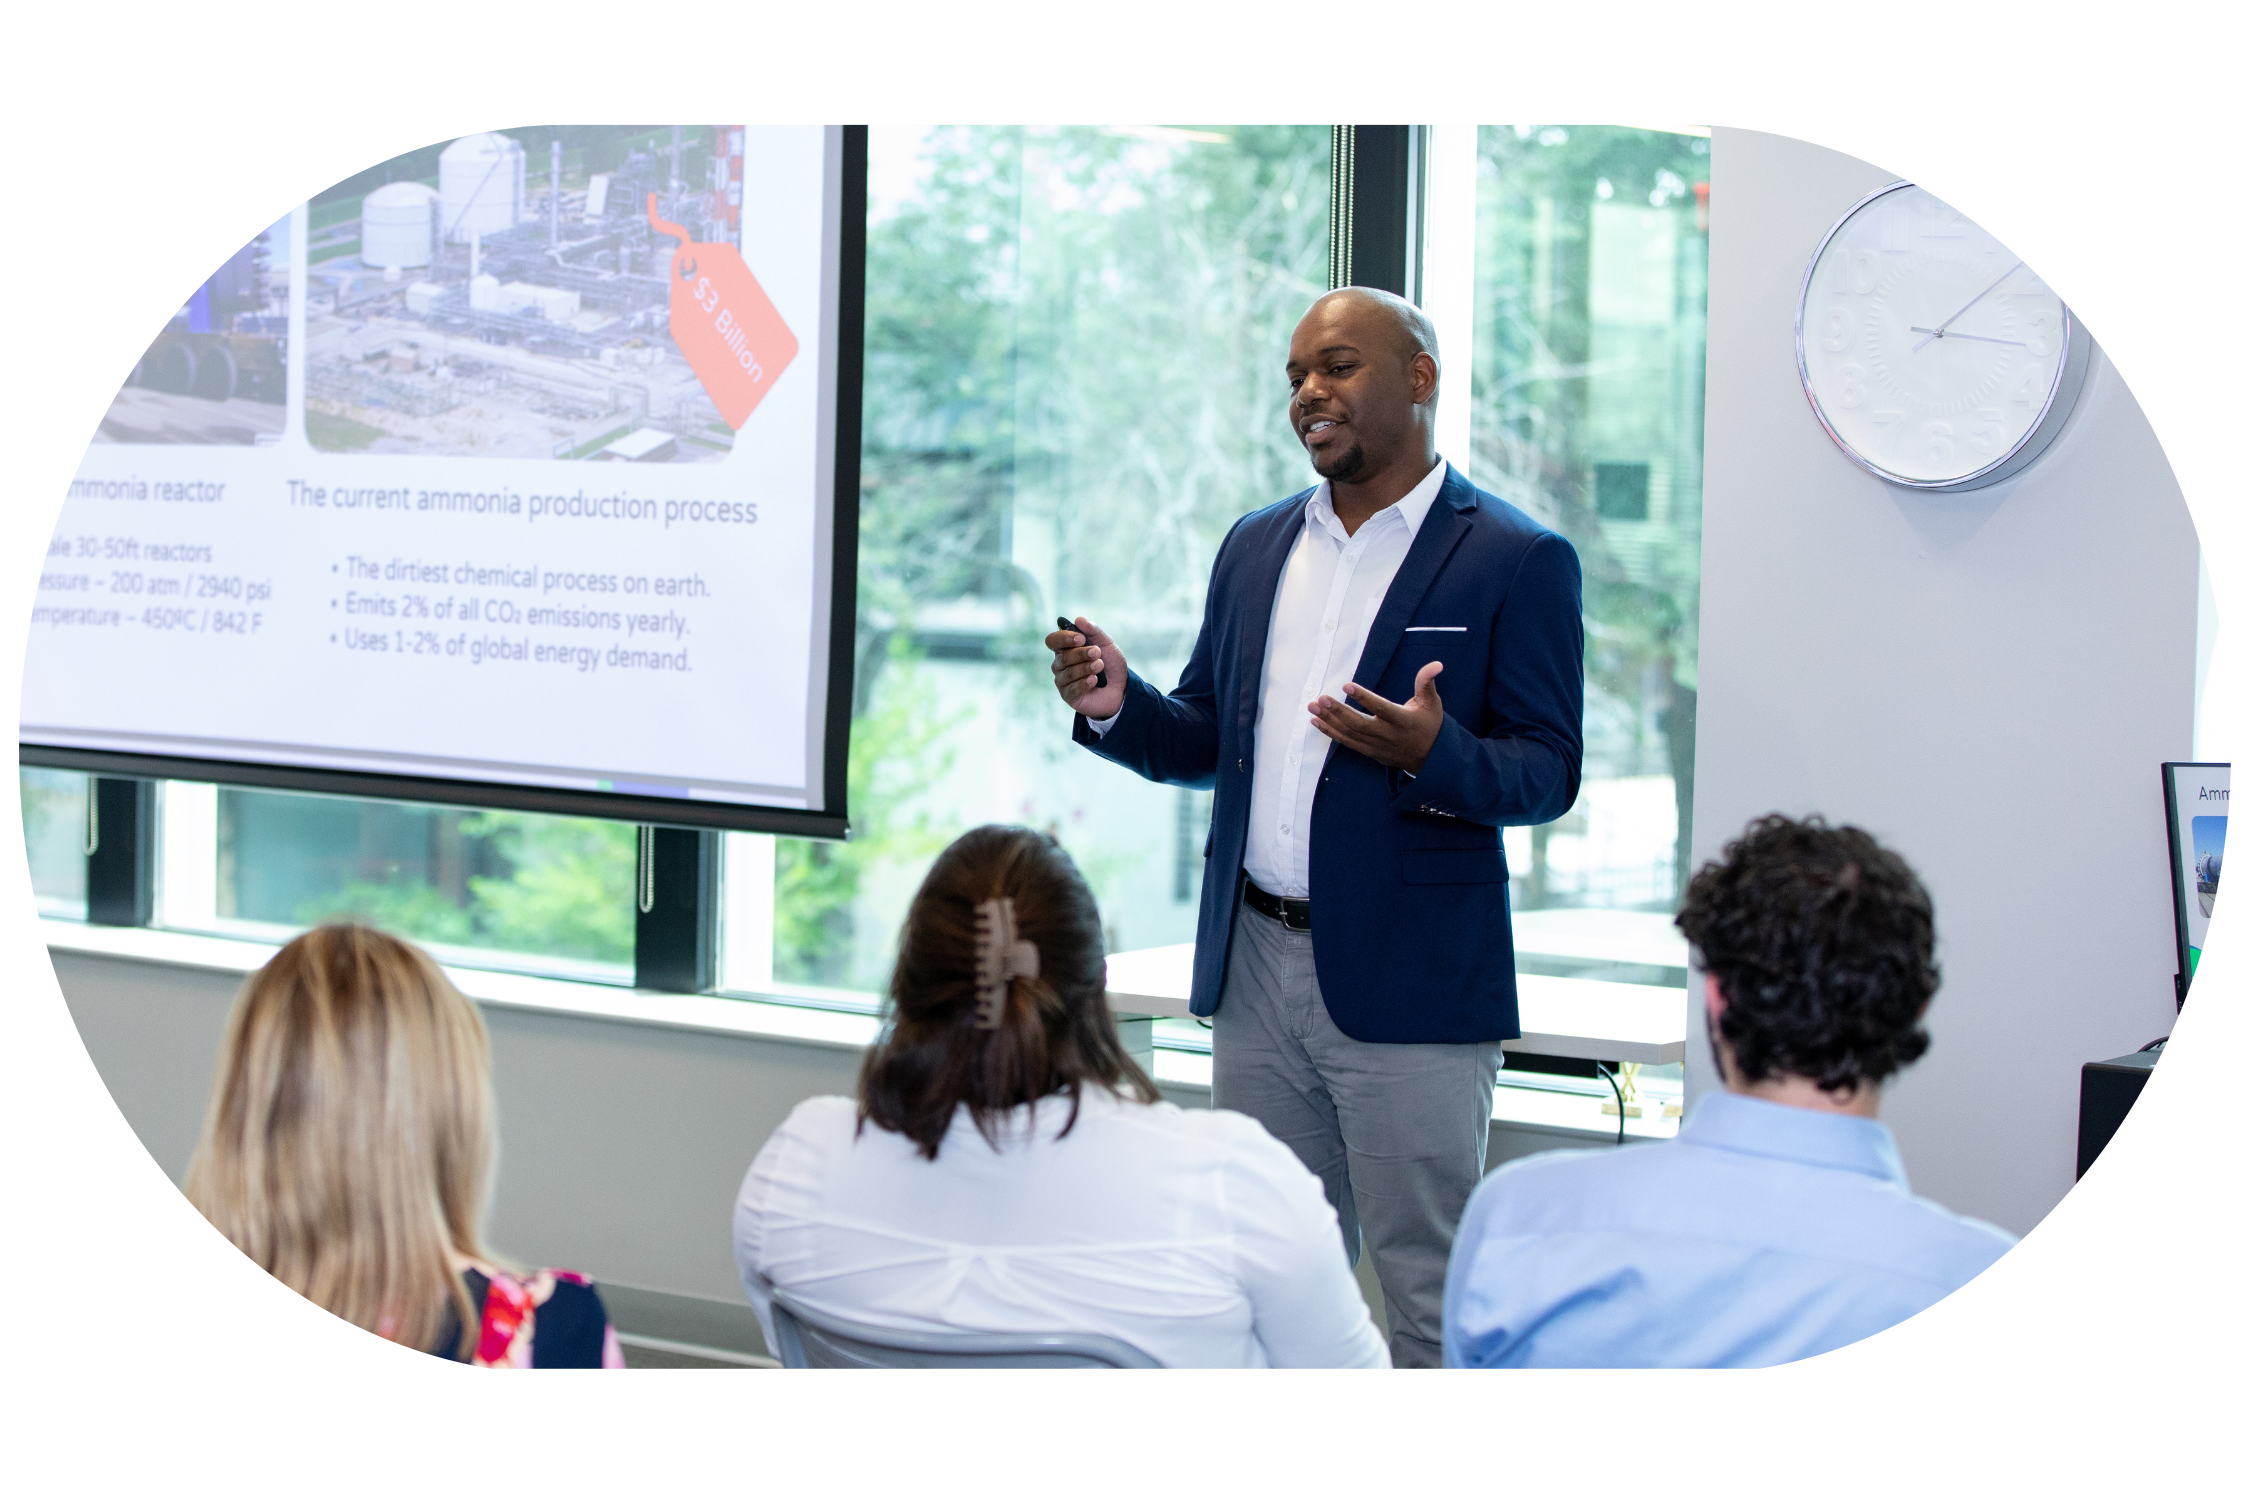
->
<box><xmin>1508</xmin><ymin>907</ymin><xmax>1690</xmax><ymax>972</ymax></box>
<box><xmin>1105</xmin><ymin>942</ymin><xmax>1686</xmax><ymax>1065</ymax></box>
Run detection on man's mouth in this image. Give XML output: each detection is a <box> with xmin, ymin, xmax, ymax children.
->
<box><xmin>1304</xmin><ymin>418</ymin><xmax>1339</xmax><ymax>439</ymax></box>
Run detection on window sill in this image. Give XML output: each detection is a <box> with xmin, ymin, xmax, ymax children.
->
<box><xmin>42</xmin><ymin>920</ymin><xmax>1680</xmax><ymax>1141</ymax></box>
<box><xmin>42</xmin><ymin>919</ymin><xmax>884</xmax><ymax>1056</ymax></box>
<box><xmin>166</xmin><ymin>912</ymin><xmax>636</xmax><ymax>990</ymax></box>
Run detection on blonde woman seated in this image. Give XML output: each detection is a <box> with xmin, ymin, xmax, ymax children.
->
<box><xmin>734</xmin><ymin>825</ymin><xmax>1388</xmax><ymax>1368</ymax></box>
<box><xmin>188</xmin><ymin>924</ymin><xmax>623</xmax><ymax>1367</ymax></box>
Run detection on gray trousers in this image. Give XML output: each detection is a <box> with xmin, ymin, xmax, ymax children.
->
<box><xmin>1210</xmin><ymin>900</ymin><xmax>1503</xmax><ymax>1368</ymax></box>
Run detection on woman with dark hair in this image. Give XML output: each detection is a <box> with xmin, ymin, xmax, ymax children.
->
<box><xmin>733</xmin><ymin>825</ymin><xmax>1387</xmax><ymax>1368</ymax></box>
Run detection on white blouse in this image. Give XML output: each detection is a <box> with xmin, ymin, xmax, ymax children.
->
<box><xmin>733</xmin><ymin>1088</ymin><xmax>1389</xmax><ymax>1369</ymax></box>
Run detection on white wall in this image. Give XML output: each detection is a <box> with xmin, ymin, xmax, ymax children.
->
<box><xmin>1691</xmin><ymin>129</ymin><xmax>2199</xmax><ymax>1236</ymax></box>
<box><xmin>53</xmin><ymin>949</ymin><xmax>868</xmax><ymax>1354</ymax></box>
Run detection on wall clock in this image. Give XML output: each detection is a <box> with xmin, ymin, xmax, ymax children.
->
<box><xmin>1797</xmin><ymin>181</ymin><xmax>2089</xmax><ymax>490</ymax></box>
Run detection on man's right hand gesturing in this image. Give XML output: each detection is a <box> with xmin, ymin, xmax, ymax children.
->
<box><xmin>1048</xmin><ymin>616</ymin><xmax>1127</xmax><ymax>721</ymax></box>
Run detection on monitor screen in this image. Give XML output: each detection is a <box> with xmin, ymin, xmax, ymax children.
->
<box><xmin>22</xmin><ymin>125</ymin><xmax>864</xmax><ymax>838</ymax></box>
<box><xmin>2161</xmin><ymin>760</ymin><xmax>2228</xmax><ymax>1002</ymax></box>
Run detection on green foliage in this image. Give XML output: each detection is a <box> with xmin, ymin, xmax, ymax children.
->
<box><xmin>461</xmin><ymin>812</ymin><xmax>637</xmax><ymax>963</ymax></box>
<box><xmin>769</xmin><ymin>127</ymin><xmax>1333</xmax><ymax>988</ymax></box>
<box><xmin>773</xmin><ymin>639</ymin><xmax>959</xmax><ymax>986</ymax></box>
<box><xmin>858</xmin><ymin>125</ymin><xmax>1330</xmax><ymax>658</ymax></box>
<box><xmin>294</xmin><ymin>877</ymin><xmax>476</xmax><ymax>945</ymax></box>
<box><xmin>1471</xmin><ymin>125</ymin><xmax>1710</xmax><ymax>774</ymax></box>
<box><xmin>1466</xmin><ymin>125</ymin><xmax>1710</xmax><ymax>903</ymax></box>
<box><xmin>857</xmin><ymin>128</ymin><xmax>1030</xmax><ymax>636</ymax></box>
<box><xmin>286</xmin><ymin>810</ymin><xmax>636</xmax><ymax>966</ymax></box>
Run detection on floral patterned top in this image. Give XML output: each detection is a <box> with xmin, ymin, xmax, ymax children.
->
<box><xmin>429</xmin><ymin>1265</ymin><xmax>626</xmax><ymax>1368</ymax></box>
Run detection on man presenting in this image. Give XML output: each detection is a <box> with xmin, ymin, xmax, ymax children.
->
<box><xmin>1046</xmin><ymin>288</ymin><xmax>1584</xmax><ymax>1366</ymax></box>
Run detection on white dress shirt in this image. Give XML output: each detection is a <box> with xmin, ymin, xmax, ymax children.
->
<box><xmin>734</xmin><ymin>1088</ymin><xmax>1390</xmax><ymax>1369</ymax></box>
<box><xmin>1094</xmin><ymin>459</ymin><xmax>1448</xmax><ymax>898</ymax></box>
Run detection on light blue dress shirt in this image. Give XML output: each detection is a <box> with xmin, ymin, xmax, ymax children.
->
<box><xmin>1444</xmin><ymin>1092</ymin><xmax>2017</xmax><ymax>1368</ymax></box>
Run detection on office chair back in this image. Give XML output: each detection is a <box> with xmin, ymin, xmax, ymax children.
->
<box><xmin>767</xmin><ymin>1288</ymin><xmax>1161</xmax><ymax>1369</ymax></box>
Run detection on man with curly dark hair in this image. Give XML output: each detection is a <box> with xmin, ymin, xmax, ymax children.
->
<box><xmin>1442</xmin><ymin>813</ymin><xmax>2015</xmax><ymax>1368</ymax></box>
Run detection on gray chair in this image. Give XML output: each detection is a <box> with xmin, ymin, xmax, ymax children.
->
<box><xmin>766</xmin><ymin>1288</ymin><xmax>1160</xmax><ymax>1368</ymax></box>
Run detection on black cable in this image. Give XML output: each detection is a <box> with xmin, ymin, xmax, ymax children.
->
<box><xmin>2140</xmin><ymin>1036</ymin><xmax>2169</xmax><ymax>1053</ymax></box>
<box><xmin>1593</xmin><ymin>1061</ymin><xmax>1627</xmax><ymax>1146</ymax></box>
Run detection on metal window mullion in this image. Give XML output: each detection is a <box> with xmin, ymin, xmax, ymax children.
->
<box><xmin>1329</xmin><ymin>125</ymin><xmax>1355</xmax><ymax>291</ymax></box>
<box><xmin>86</xmin><ymin>777</ymin><xmax>155</xmax><ymax>927</ymax></box>
<box><xmin>634</xmin><ymin>824</ymin><xmax>719</xmax><ymax>993</ymax></box>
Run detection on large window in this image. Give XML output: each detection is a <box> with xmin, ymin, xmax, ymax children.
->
<box><xmin>1393</xmin><ymin>122</ymin><xmax>1711</xmax><ymax>1124</ymax></box>
<box><xmin>769</xmin><ymin>124</ymin><xmax>1333</xmax><ymax>994</ymax></box>
<box><xmin>193</xmin><ymin>787</ymin><xmax>637</xmax><ymax>983</ymax></box>
<box><xmin>21</xmin><ymin>768</ymin><xmax>87</xmax><ymax>919</ymax></box>
<box><xmin>1467</xmin><ymin>125</ymin><xmax>1708</xmax><ymax>989</ymax></box>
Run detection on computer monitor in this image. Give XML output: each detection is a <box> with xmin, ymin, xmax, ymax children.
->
<box><xmin>2161</xmin><ymin>761</ymin><xmax>2229</xmax><ymax>1006</ymax></box>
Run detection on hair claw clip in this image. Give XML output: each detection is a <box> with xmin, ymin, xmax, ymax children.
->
<box><xmin>973</xmin><ymin>897</ymin><xmax>1040</xmax><ymax>1029</ymax></box>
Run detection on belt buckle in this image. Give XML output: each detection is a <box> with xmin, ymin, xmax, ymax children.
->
<box><xmin>1244</xmin><ymin>879</ymin><xmax>1311</xmax><ymax>933</ymax></box>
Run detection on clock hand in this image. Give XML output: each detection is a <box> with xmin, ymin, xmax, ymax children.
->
<box><xmin>1907</xmin><ymin>327</ymin><xmax>2028</xmax><ymax>347</ymax></box>
<box><xmin>1911</xmin><ymin>259</ymin><xmax>2026</xmax><ymax>352</ymax></box>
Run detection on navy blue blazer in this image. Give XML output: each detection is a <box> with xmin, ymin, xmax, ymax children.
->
<box><xmin>1074</xmin><ymin>466</ymin><xmax>1584</xmax><ymax>1044</ymax></box>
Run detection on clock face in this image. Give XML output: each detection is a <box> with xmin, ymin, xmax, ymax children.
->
<box><xmin>1797</xmin><ymin>183</ymin><xmax>2079</xmax><ymax>489</ymax></box>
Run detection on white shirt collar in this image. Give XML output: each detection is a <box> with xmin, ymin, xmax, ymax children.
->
<box><xmin>1305</xmin><ymin>457</ymin><xmax>1450</xmax><ymax>544</ymax></box>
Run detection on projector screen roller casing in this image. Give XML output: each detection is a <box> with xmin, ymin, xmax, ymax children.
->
<box><xmin>22</xmin><ymin>125</ymin><xmax>866</xmax><ymax>839</ymax></box>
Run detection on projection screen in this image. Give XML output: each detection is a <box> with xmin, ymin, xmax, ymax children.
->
<box><xmin>22</xmin><ymin>124</ymin><xmax>864</xmax><ymax>838</ymax></box>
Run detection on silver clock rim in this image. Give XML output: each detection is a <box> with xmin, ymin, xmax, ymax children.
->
<box><xmin>1794</xmin><ymin>179</ymin><xmax>2083</xmax><ymax>493</ymax></box>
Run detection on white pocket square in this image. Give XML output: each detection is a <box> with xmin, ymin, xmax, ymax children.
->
<box><xmin>1403</xmin><ymin>626</ymin><xmax>1468</xmax><ymax>632</ymax></box>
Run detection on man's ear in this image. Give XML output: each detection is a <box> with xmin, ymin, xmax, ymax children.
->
<box><xmin>1704</xmin><ymin>972</ymin><xmax>1726</xmax><ymax>1028</ymax></box>
<box><xmin>1411</xmin><ymin>351</ymin><xmax>1439</xmax><ymax>405</ymax></box>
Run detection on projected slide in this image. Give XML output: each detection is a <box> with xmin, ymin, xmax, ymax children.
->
<box><xmin>24</xmin><ymin>126</ymin><xmax>856</xmax><ymax>832</ymax></box>
<box><xmin>97</xmin><ymin>219</ymin><xmax>290</xmax><ymax>446</ymax></box>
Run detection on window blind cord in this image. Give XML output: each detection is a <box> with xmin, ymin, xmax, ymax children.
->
<box><xmin>636</xmin><ymin>825</ymin><xmax>656</xmax><ymax>916</ymax></box>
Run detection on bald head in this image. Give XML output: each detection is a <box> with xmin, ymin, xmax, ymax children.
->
<box><xmin>1305</xmin><ymin>286</ymin><xmax>1440</xmax><ymax>374</ymax></box>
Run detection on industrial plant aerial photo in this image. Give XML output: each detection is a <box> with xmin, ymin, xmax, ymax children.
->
<box><xmin>304</xmin><ymin>125</ymin><xmax>749</xmax><ymax>463</ymax></box>
<box><xmin>99</xmin><ymin>219</ymin><xmax>290</xmax><ymax>446</ymax></box>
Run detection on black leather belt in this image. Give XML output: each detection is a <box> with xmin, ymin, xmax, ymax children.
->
<box><xmin>1242</xmin><ymin>876</ymin><xmax>1312</xmax><ymax>932</ymax></box>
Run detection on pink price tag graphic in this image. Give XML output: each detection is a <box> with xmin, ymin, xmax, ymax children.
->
<box><xmin>650</xmin><ymin>195</ymin><xmax>798</xmax><ymax>430</ymax></box>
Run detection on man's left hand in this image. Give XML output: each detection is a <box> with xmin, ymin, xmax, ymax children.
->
<box><xmin>1310</xmin><ymin>661</ymin><xmax>1445</xmax><ymax>773</ymax></box>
